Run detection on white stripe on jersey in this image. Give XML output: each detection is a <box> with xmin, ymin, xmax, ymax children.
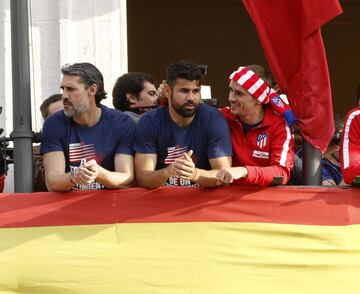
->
<box><xmin>342</xmin><ymin>110</ymin><xmax>360</xmax><ymax>168</ymax></box>
<box><xmin>280</xmin><ymin>125</ymin><xmax>292</xmax><ymax>167</ymax></box>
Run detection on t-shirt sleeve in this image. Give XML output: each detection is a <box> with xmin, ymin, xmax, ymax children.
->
<box><xmin>134</xmin><ymin>113</ymin><xmax>158</xmax><ymax>154</ymax></box>
<box><xmin>40</xmin><ymin>117</ymin><xmax>64</xmax><ymax>154</ymax></box>
<box><xmin>206</xmin><ymin>110</ymin><xmax>233</xmax><ymax>158</ymax></box>
<box><xmin>115</xmin><ymin>115</ymin><xmax>136</xmax><ymax>155</ymax></box>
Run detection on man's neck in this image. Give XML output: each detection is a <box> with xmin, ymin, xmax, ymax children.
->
<box><xmin>238</xmin><ymin>106</ymin><xmax>265</xmax><ymax>125</ymax></box>
<box><xmin>74</xmin><ymin>106</ymin><xmax>102</xmax><ymax>127</ymax></box>
<box><xmin>168</xmin><ymin>107</ymin><xmax>195</xmax><ymax>127</ymax></box>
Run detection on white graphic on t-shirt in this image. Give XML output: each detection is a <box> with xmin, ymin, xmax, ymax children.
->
<box><xmin>165</xmin><ymin>145</ymin><xmax>188</xmax><ymax>164</ymax></box>
<box><xmin>69</xmin><ymin>142</ymin><xmax>96</xmax><ymax>163</ymax></box>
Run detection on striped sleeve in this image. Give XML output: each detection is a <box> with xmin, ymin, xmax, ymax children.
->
<box><xmin>340</xmin><ymin>107</ymin><xmax>360</xmax><ymax>184</ymax></box>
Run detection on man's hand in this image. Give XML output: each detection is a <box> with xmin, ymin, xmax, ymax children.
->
<box><xmin>73</xmin><ymin>159</ymin><xmax>99</xmax><ymax>185</ymax></box>
<box><xmin>216</xmin><ymin>166</ymin><xmax>248</xmax><ymax>184</ymax></box>
<box><xmin>167</xmin><ymin>150</ymin><xmax>196</xmax><ymax>181</ymax></box>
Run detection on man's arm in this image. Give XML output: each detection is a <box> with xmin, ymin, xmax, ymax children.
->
<box><xmin>135</xmin><ymin>153</ymin><xmax>175</xmax><ymax>188</ymax></box>
<box><xmin>135</xmin><ymin>151</ymin><xmax>232</xmax><ymax>188</ymax></box>
<box><xmin>191</xmin><ymin>156</ymin><xmax>232</xmax><ymax>187</ymax></box>
<box><xmin>44</xmin><ymin>151</ymin><xmax>75</xmax><ymax>192</ymax></box>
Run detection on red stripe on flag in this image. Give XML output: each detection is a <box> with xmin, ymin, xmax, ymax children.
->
<box><xmin>1</xmin><ymin>186</ymin><xmax>360</xmax><ymax>228</ymax></box>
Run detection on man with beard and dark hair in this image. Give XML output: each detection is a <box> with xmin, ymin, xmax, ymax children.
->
<box><xmin>134</xmin><ymin>60</ymin><xmax>232</xmax><ymax>188</ymax></box>
<box><xmin>41</xmin><ymin>62</ymin><xmax>135</xmax><ymax>191</ymax></box>
<box><xmin>112</xmin><ymin>72</ymin><xmax>158</xmax><ymax>123</ymax></box>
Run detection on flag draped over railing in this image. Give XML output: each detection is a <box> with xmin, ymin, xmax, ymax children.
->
<box><xmin>242</xmin><ymin>0</ymin><xmax>343</xmax><ymax>153</ymax></box>
<box><xmin>1</xmin><ymin>187</ymin><xmax>360</xmax><ymax>293</ymax></box>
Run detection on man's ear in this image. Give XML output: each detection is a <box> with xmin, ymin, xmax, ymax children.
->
<box><xmin>126</xmin><ymin>93</ymin><xmax>137</xmax><ymax>105</ymax></box>
<box><xmin>163</xmin><ymin>84</ymin><xmax>171</xmax><ymax>99</ymax></box>
<box><xmin>88</xmin><ymin>84</ymin><xmax>98</xmax><ymax>97</ymax></box>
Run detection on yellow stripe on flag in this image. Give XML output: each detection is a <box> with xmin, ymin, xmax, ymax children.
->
<box><xmin>1</xmin><ymin>222</ymin><xmax>360</xmax><ymax>293</ymax></box>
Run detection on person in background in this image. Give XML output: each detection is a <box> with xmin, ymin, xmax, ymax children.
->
<box><xmin>216</xmin><ymin>65</ymin><xmax>295</xmax><ymax>186</ymax></box>
<box><xmin>320</xmin><ymin>116</ymin><xmax>344</xmax><ymax>185</ymax></box>
<box><xmin>134</xmin><ymin>60</ymin><xmax>232</xmax><ymax>188</ymax></box>
<box><xmin>41</xmin><ymin>62</ymin><xmax>135</xmax><ymax>191</ymax></box>
<box><xmin>40</xmin><ymin>94</ymin><xmax>63</xmax><ymax>120</ymax></box>
<box><xmin>112</xmin><ymin>72</ymin><xmax>158</xmax><ymax>123</ymax></box>
<box><xmin>33</xmin><ymin>94</ymin><xmax>63</xmax><ymax>192</ymax></box>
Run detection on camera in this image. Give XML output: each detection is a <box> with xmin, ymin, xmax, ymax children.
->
<box><xmin>0</xmin><ymin>106</ymin><xmax>43</xmax><ymax>176</ymax></box>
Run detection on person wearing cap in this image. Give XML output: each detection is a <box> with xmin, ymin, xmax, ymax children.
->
<box><xmin>134</xmin><ymin>60</ymin><xmax>232</xmax><ymax>188</ymax></box>
<box><xmin>216</xmin><ymin>65</ymin><xmax>295</xmax><ymax>186</ymax></box>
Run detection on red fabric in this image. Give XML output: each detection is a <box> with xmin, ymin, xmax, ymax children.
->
<box><xmin>221</xmin><ymin>107</ymin><xmax>294</xmax><ymax>186</ymax></box>
<box><xmin>0</xmin><ymin>175</ymin><xmax>4</xmax><ymax>193</ymax></box>
<box><xmin>340</xmin><ymin>107</ymin><xmax>360</xmax><ymax>184</ymax></box>
<box><xmin>242</xmin><ymin>0</ymin><xmax>343</xmax><ymax>153</ymax></box>
<box><xmin>2</xmin><ymin>186</ymin><xmax>360</xmax><ymax>228</ymax></box>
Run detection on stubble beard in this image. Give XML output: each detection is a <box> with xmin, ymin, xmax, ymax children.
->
<box><xmin>171</xmin><ymin>97</ymin><xmax>199</xmax><ymax>118</ymax></box>
<box><xmin>64</xmin><ymin>101</ymin><xmax>89</xmax><ymax>118</ymax></box>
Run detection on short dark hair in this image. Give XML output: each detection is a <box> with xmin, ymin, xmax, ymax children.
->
<box><xmin>40</xmin><ymin>94</ymin><xmax>62</xmax><ymax>119</ymax></box>
<box><xmin>61</xmin><ymin>62</ymin><xmax>107</xmax><ymax>106</ymax></box>
<box><xmin>112</xmin><ymin>72</ymin><xmax>156</xmax><ymax>111</ymax></box>
<box><xmin>166</xmin><ymin>60</ymin><xmax>204</xmax><ymax>87</ymax></box>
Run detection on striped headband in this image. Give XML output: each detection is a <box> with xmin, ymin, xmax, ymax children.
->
<box><xmin>229</xmin><ymin>66</ymin><xmax>297</xmax><ymax>126</ymax></box>
<box><xmin>229</xmin><ymin>66</ymin><xmax>278</xmax><ymax>104</ymax></box>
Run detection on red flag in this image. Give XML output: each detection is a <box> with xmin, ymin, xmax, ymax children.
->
<box><xmin>242</xmin><ymin>0</ymin><xmax>343</xmax><ymax>153</ymax></box>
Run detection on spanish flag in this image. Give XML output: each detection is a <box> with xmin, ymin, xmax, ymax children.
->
<box><xmin>1</xmin><ymin>186</ymin><xmax>360</xmax><ymax>293</ymax></box>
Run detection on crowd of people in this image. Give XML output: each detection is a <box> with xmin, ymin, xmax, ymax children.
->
<box><xmin>3</xmin><ymin>60</ymin><xmax>360</xmax><ymax>192</ymax></box>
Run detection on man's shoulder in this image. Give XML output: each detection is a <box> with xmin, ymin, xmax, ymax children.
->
<box><xmin>198</xmin><ymin>103</ymin><xmax>218</xmax><ymax>114</ymax></box>
<box><xmin>101</xmin><ymin>105</ymin><xmax>135</xmax><ymax>125</ymax></box>
<box><xmin>138</xmin><ymin>106</ymin><xmax>167</xmax><ymax>124</ymax></box>
<box><xmin>43</xmin><ymin>110</ymin><xmax>69</xmax><ymax>127</ymax></box>
<box><xmin>196</xmin><ymin>104</ymin><xmax>223</xmax><ymax>120</ymax></box>
<box><xmin>346</xmin><ymin>106</ymin><xmax>360</xmax><ymax>120</ymax></box>
<box><xmin>263</xmin><ymin>105</ymin><xmax>287</xmax><ymax>127</ymax></box>
<box><xmin>219</xmin><ymin>107</ymin><xmax>235</xmax><ymax>120</ymax></box>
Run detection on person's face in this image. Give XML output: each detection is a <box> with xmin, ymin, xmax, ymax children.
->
<box><xmin>168</xmin><ymin>79</ymin><xmax>201</xmax><ymax>118</ymax></box>
<box><xmin>228</xmin><ymin>80</ymin><xmax>259</xmax><ymax>117</ymax></box>
<box><xmin>47</xmin><ymin>100</ymin><xmax>63</xmax><ymax>117</ymax></box>
<box><xmin>61</xmin><ymin>75</ymin><xmax>91</xmax><ymax>118</ymax></box>
<box><xmin>136</xmin><ymin>81</ymin><xmax>158</xmax><ymax>107</ymax></box>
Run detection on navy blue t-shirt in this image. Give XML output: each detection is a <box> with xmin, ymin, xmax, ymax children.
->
<box><xmin>41</xmin><ymin>105</ymin><xmax>135</xmax><ymax>189</ymax></box>
<box><xmin>134</xmin><ymin>104</ymin><xmax>232</xmax><ymax>174</ymax></box>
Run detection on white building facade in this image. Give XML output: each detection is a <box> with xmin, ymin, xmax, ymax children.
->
<box><xmin>0</xmin><ymin>0</ymin><xmax>128</xmax><ymax>135</ymax></box>
<box><xmin>1</xmin><ymin>0</ymin><xmax>128</xmax><ymax>192</ymax></box>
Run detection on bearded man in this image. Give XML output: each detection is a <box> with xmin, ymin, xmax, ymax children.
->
<box><xmin>41</xmin><ymin>62</ymin><xmax>135</xmax><ymax>191</ymax></box>
<box><xmin>134</xmin><ymin>60</ymin><xmax>232</xmax><ymax>188</ymax></box>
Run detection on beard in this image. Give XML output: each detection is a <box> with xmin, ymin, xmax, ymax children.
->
<box><xmin>170</xmin><ymin>98</ymin><xmax>199</xmax><ymax>118</ymax></box>
<box><xmin>63</xmin><ymin>99</ymin><xmax>89</xmax><ymax>118</ymax></box>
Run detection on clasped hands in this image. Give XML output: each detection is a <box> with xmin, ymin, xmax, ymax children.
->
<box><xmin>72</xmin><ymin>159</ymin><xmax>99</xmax><ymax>186</ymax></box>
<box><xmin>167</xmin><ymin>150</ymin><xmax>197</xmax><ymax>181</ymax></box>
